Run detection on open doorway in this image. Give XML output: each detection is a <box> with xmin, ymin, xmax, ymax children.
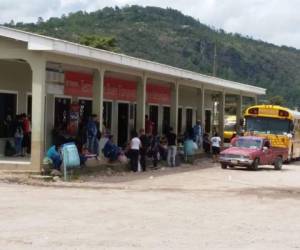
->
<box><xmin>78</xmin><ymin>99</ymin><xmax>92</xmax><ymax>120</ymax></box>
<box><xmin>103</xmin><ymin>101</ymin><xmax>112</xmax><ymax>133</ymax></box>
<box><xmin>178</xmin><ymin>107</ymin><xmax>182</xmax><ymax>135</ymax></box>
<box><xmin>149</xmin><ymin>105</ymin><xmax>158</xmax><ymax>135</ymax></box>
<box><xmin>118</xmin><ymin>103</ymin><xmax>129</xmax><ymax>147</ymax></box>
<box><xmin>163</xmin><ymin>106</ymin><xmax>170</xmax><ymax>135</ymax></box>
<box><xmin>54</xmin><ymin>97</ymin><xmax>71</xmax><ymax>131</ymax></box>
<box><xmin>186</xmin><ymin>108</ymin><xmax>193</xmax><ymax>131</ymax></box>
<box><xmin>0</xmin><ymin>92</ymin><xmax>17</xmax><ymax>139</ymax></box>
<box><xmin>205</xmin><ymin>109</ymin><xmax>212</xmax><ymax>134</ymax></box>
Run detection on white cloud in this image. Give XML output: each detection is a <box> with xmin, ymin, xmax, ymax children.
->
<box><xmin>1</xmin><ymin>0</ymin><xmax>300</xmax><ymax>48</ymax></box>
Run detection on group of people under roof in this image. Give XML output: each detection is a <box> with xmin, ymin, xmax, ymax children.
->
<box><xmin>46</xmin><ymin>114</ymin><xmax>222</xmax><ymax>173</ymax></box>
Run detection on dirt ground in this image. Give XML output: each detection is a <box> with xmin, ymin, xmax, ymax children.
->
<box><xmin>1</xmin><ymin>160</ymin><xmax>300</xmax><ymax>250</ymax></box>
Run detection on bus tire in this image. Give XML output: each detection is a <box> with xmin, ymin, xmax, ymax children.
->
<box><xmin>274</xmin><ymin>156</ymin><xmax>283</xmax><ymax>170</ymax></box>
<box><xmin>250</xmin><ymin>158</ymin><xmax>259</xmax><ymax>171</ymax></box>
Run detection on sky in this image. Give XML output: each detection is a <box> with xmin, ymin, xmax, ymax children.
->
<box><xmin>1</xmin><ymin>0</ymin><xmax>300</xmax><ymax>49</ymax></box>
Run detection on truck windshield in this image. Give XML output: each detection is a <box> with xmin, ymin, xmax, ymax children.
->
<box><xmin>235</xmin><ymin>138</ymin><xmax>262</xmax><ymax>149</ymax></box>
<box><xmin>246</xmin><ymin>117</ymin><xmax>291</xmax><ymax>135</ymax></box>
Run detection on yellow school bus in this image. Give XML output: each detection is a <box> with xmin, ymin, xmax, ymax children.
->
<box><xmin>224</xmin><ymin>115</ymin><xmax>237</xmax><ymax>142</ymax></box>
<box><xmin>244</xmin><ymin>105</ymin><xmax>300</xmax><ymax>160</ymax></box>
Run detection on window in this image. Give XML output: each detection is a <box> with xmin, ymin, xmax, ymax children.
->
<box><xmin>235</xmin><ymin>138</ymin><xmax>262</xmax><ymax>149</ymax></box>
<box><xmin>246</xmin><ymin>117</ymin><xmax>291</xmax><ymax>135</ymax></box>
<box><xmin>0</xmin><ymin>93</ymin><xmax>17</xmax><ymax>138</ymax></box>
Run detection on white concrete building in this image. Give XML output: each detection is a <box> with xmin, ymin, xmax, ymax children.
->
<box><xmin>0</xmin><ymin>26</ymin><xmax>265</xmax><ymax>172</ymax></box>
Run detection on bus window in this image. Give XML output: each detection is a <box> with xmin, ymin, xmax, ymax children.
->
<box><xmin>246</xmin><ymin>117</ymin><xmax>290</xmax><ymax>135</ymax></box>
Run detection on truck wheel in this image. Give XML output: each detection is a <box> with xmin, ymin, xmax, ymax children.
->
<box><xmin>251</xmin><ymin>158</ymin><xmax>259</xmax><ymax>171</ymax></box>
<box><xmin>274</xmin><ymin>157</ymin><xmax>283</xmax><ymax>170</ymax></box>
<box><xmin>221</xmin><ymin>163</ymin><xmax>227</xmax><ymax>169</ymax></box>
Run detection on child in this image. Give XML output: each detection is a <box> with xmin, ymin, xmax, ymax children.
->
<box><xmin>211</xmin><ymin>133</ymin><xmax>221</xmax><ymax>163</ymax></box>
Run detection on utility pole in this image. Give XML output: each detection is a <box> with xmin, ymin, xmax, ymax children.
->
<box><xmin>213</xmin><ymin>42</ymin><xmax>217</xmax><ymax>77</ymax></box>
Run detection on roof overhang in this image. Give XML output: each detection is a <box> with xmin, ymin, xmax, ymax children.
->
<box><xmin>0</xmin><ymin>25</ymin><xmax>266</xmax><ymax>95</ymax></box>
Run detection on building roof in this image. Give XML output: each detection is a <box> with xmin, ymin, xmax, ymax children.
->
<box><xmin>0</xmin><ymin>25</ymin><xmax>266</xmax><ymax>95</ymax></box>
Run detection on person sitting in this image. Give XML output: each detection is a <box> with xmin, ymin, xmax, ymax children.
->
<box><xmin>184</xmin><ymin>135</ymin><xmax>198</xmax><ymax>162</ymax></box>
<box><xmin>203</xmin><ymin>133</ymin><xmax>211</xmax><ymax>154</ymax></box>
<box><xmin>46</xmin><ymin>143</ymin><xmax>62</xmax><ymax>170</ymax></box>
<box><xmin>102</xmin><ymin>135</ymin><xmax>121</xmax><ymax>162</ymax></box>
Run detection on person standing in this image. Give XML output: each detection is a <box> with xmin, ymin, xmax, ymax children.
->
<box><xmin>145</xmin><ymin>115</ymin><xmax>153</xmax><ymax>136</ymax></box>
<box><xmin>211</xmin><ymin>133</ymin><xmax>222</xmax><ymax>163</ymax></box>
<box><xmin>22</xmin><ymin>113</ymin><xmax>31</xmax><ymax>156</ymax></box>
<box><xmin>193</xmin><ymin>120</ymin><xmax>203</xmax><ymax>149</ymax></box>
<box><xmin>86</xmin><ymin>115</ymin><xmax>99</xmax><ymax>155</ymax></box>
<box><xmin>130</xmin><ymin>131</ymin><xmax>141</xmax><ymax>172</ymax></box>
<box><xmin>14</xmin><ymin>115</ymin><xmax>23</xmax><ymax>156</ymax></box>
<box><xmin>166</xmin><ymin>127</ymin><xmax>177</xmax><ymax>167</ymax></box>
<box><xmin>139</xmin><ymin>129</ymin><xmax>149</xmax><ymax>172</ymax></box>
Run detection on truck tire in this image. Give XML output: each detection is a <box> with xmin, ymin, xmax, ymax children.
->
<box><xmin>274</xmin><ymin>157</ymin><xmax>283</xmax><ymax>170</ymax></box>
<box><xmin>221</xmin><ymin>163</ymin><xmax>228</xmax><ymax>169</ymax></box>
<box><xmin>250</xmin><ymin>158</ymin><xmax>259</xmax><ymax>171</ymax></box>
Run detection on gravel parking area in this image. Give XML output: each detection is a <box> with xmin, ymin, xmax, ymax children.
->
<box><xmin>1</xmin><ymin>161</ymin><xmax>300</xmax><ymax>249</ymax></box>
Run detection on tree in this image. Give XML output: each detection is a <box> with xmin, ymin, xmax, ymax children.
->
<box><xmin>268</xmin><ymin>95</ymin><xmax>285</xmax><ymax>106</ymax></box>
<box><xmin>37</xmin><ymin>17</ymin><xmax>44</xmax><ymax>24</ymax></box>
<box><xmin>79</xmin><ymin>35</ymin><xmax>118</xmax><ymax>52</ymax></box>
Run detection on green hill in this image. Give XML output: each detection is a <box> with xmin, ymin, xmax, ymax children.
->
<box><xmin>5</xmin><ymin>6</ymin><xmax>300</xmax><ymax>107</ymax></box>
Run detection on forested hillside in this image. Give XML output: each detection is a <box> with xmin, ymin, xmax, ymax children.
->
<box><xmin>5</xmin><ymin>6</ymin><xmax>300</xmax><ymax>107</ymax></box>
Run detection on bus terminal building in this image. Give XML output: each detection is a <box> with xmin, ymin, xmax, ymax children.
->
<box><xmin>0</xmin><ymin>26</ymin><xmax>266</xmax><ymax>172</ymax></box>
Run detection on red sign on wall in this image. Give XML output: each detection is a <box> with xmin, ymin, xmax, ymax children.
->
<box><xmin>64</xmin><ymin>71</ymin><xmax>93</xmax><ymax>97</ymax></box>
<box><xmin>147</xmin><ymin>83</ymin><xmax>171</xmax><ymax>105</ymax></box>
<box><xmin>104</xmin><ymin>77</ymin><xmax>137</xmax><ymax>102</ymax></box>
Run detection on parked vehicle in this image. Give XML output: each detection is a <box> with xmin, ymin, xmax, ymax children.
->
<box><xmin>220</xmin><ymin>136</ymin><xmax>288</xmax><ymax>170</ymax></box>
<box><xmin>244</xmin><ymin>104</ymin><xmax>300</xmax><ymax>161</ymax></box>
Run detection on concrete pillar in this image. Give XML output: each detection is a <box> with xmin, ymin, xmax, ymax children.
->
<box><xmin>45</xmin><ymin>94</ymin><xmax>55</xmax><ymax>150</ymax></box>
<box><xmin>112</xmin><ymin>102</ymin><xmax>118</xmax><ymax>144</ymax></box>
<box><xmin>253</xmin><ymin>96</ymin><xmax>258</xmax><ymax>105</ymax></box>
<box><xmin>182</xmin><ymin>108</ymin><xmax>187</xmax><ymax>133</ymax></box>
<box><xmin>219</xmin><ymin>91</ymin><xmax>225</xmax><ymax>142</ymax></box>
<box><xmin>92</xmin><ymin>68</ymin><xmax>105</xmax><ymax>131</ymax></box>
<box><xmin>136</xmin><ymin>75</ymin><xmax>147</xmax><ymax>131</ymax></box>
<box><xmin>158</xmin><ymin>106</ymin><xmax>163</xmax><ymax>135</ymax></box>
<box><xmin>170</xmin><ymin>82</ymin><xmax>179</xmax><ymax>133</ymax></box>
<box><xmin>201</xmin><ymin>88</ymin><xmax>205</xmax><ymax>132</ymax></box>
<box><xmin>236</xmin><ymin>95</ymin><xmax>242</xmax><ymax>125</ymax></box>
<box><xmin>196</xmin><ymin>88</ymin><xmax>204</xmax><ymax>122</ymax></box>
<box><xmin>30</xmin><ymin>58</ymin><xmax>46</xmax><ymax>172</ymax></box>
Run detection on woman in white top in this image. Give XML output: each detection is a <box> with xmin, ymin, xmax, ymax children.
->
<box><xmin>211</xmin><ymin>133</ymin><xmax>222</xmax><ymax>163</ymax></box>
<box><xmin>130</xmin><ymin>130</ymin><xmax>141</xmax><ymax>172</ymax></box>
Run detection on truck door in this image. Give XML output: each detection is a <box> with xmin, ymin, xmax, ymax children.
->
<box><xmin>262</xmin><ymin>140</ymin><xmax>273</xmax><ymax>164</ymax></box>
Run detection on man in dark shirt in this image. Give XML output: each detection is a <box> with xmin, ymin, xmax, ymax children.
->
<box><xmin>166</xmin><ymin>127</ymin><xmax>177</xmax><ymax>167</ymax></box>
<box><xmin>139</xmin><ymin>128</ymin><xmax>150</xmax><ymax>171</ymax></box>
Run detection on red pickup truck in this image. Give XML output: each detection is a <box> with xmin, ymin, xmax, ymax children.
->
<box><xmin>219</xmin><ymin>136</ymin><xmax>288</xmax><ymax>170</ymax></box>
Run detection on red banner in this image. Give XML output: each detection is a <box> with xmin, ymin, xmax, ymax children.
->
<box><xmin>104</xmin><ymin>77</ymin><xmax>137</xmax><ymax>102</ymax></box>
<box><xmin>64</xmin><ymin>71</ymin><xmax>93</xmax><ymax>97</ymax></box>
<box><xmin>147</xmin><ymin>83</ymin><xmax>171</xmax><ymax>105</ymax></box>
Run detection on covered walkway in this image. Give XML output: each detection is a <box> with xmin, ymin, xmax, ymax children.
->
<box><xmin>0</xmin><ymin>26</ymin><xmax>265</xmax><ymax>172</ymax></box>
